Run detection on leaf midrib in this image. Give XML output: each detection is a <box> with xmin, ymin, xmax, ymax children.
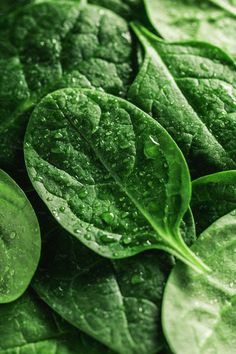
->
<box><xmin>57</xmin><ymin>97</ymin><xmax>172</xmax><ymax>245</ymax></box>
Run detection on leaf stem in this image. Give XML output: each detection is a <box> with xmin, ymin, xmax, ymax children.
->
<box><xmin>160</xmin><ymin>232</ymin><xmax>211</xmax><ymax>273</ymax></box>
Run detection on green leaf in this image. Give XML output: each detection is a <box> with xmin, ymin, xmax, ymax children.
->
<box><xmin>0</xmin><ymin>1</ymin><xmax>134</xmax><ymax>174</ymax></box>
<box><xmin>24</xmin><ymin>87</ymin><xmax>207</xmax><ymax>272</ymax></box>
<box><xmin>144</xmin><ymin>0</ymin><xmax>236</xmax><ymax>58</ymax></box>
<box><xmin>0</xmin><ymin>170</ymin><xmax>41</xmax><ymax>303</ymax></box>
<box><xmin>33</xmin><ymin>225</ymin><xmax>172</xmax><ymax>354</ymax></box>
<box><xmin>88</xmin><ymin>0</ymin><xmax>142</xmax><ymax>20</ymax></box>
<box><xmin>192</xmin><ymin>170</ymin><xmax>236</xmax><ymax>234</ymax></box>
<box><xmin>0</xmin><ymin>0</ymin><xmax>32</xmax><ymax>15</ymax></box>
<box><xmin>0</xmin><ymin>291</ymin><xmax>112</xmax><ymax>353</ymax></box>
<box><xmin>128</xmin><ymin>23</ymin><xmax>236</xmax><ymax>177</ymax></box>
<box><xmin>162</xmin><ymin>211</ymin><xmax>236</xmax><ymax>354</ymax></box>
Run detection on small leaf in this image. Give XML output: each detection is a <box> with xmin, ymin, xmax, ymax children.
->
<box><xmin>192</xmin><ymin>170</ymin><xmax>236</xmax><ymax>234</ymax></box>
<box><xmin>0</xmin><ymin>170</ymin><xmax>41</xmax><ymax>303</ymax></box>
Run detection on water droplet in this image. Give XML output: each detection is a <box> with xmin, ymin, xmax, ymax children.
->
<box><xmin>9</xmin><ymin>232</ymin><xmax>16</xmax><ymax>240</ymax></box>
<box><xmin>144</xmin><ymin>136</ymin><xmax>160</xmax><ymax>159</ymax></box>
<box><xmin>52</xmin><ymin>210</ymin><xmax>60</xmax><ymax>220</ymax></box>
<box><xmin>74</xmin><ymin>228</ymin><xmax>82</xmax><ymax>235</ymax></box>
<box><xmin>78</xmin><ymin>189</ymin><xmax>88</xmax><ymax>199</ymax></box>
<box><xmin>131</xmin><ymin>273</ymin><xmax>144</xmax><ymax>285</ymax></box>
<box><xmin>85</xmin><ymin>234</ymin><xmax>91</xmax><ymax>241</ymax></box>
<box><xmin>102</xmin><ymin>212</ymin><xmax>115</xmax><ymax>225</ymax></box>
<box><xmin>122</xmin><ymin>235</ymin><xmax>132</xmax><ymax>245</ymax></box>
<box><xmin>200</xmin><ymin>62</ymin><xmax>209</xmax><ymax>71</ymax></box>
<box><xmin>100</xmin><ymin>234</ymin><xmax>116</xmax><ymax>244</ymax></box>
<box><xmin>54</xmin><ymin>132</ymin><xmax>63</xmax><ymax>139</ymax></box>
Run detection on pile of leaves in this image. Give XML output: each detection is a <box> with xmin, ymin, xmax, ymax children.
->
<box><xmin>1</xmin><ymin>1</ymin><xmax>236</xmax><ymax>353</ymax></box>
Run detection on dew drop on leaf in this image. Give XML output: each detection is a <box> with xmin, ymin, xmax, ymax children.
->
<box><xmin>144</xmin><ymin>135</ymin><xmax>160</xmax><ymax>159</ymax></box>
<box><xmin>9</xmin><ymin>232</ymin><xmax>16</xmax><ymax>240</ymax></box>
<box><xmin>100</xmin><ymin>234</ymin><xmax>116</xmax><ymax>244</ymax></box>
<box><xmin>122</xmin><ymin>235</ymin><xmax>132</xmax><ymax>245</ymax></box>
<box><xmin>101</xmin><ymin>212</ymin><xmax>115</xmax><ymax>225</ymax></box>
<box><xmin>131</xmin><ymin>272</ymin><xmax>144</xmax><ymax>285</ymax></box>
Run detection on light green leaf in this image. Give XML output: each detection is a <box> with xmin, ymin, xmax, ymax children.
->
<box><xmin>144</xmin><ymin>0</ymin><xmax>236</xmax><ymax>58</ymax></box>
<box><xmin>162</xmin><ymin>211</ymin><xmax>236</xmax><ymax>354</ymax></box>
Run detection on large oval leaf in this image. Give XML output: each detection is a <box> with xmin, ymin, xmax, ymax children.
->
<box><xmin>0</xmin><ymin>170</ymin><xmax>41</xmax><ymax>303</ymax></box>
<box><xmin>162</xmin><ymin>211</ymin><xmax>236</xmax><ymax>354</ymax></box>
<box><xmin>144</xmin><ymin>0</ymin><xmax>236</xmax><ymax>58</ymax></box>
<box><xmin>0</xmin><ymin>291</ymin><xmax>112</xmax><ymax>353</ymax></box>
<box><xmin>192</xmin><ymin>170</ymin><xmax>236</xmax><ymax>234</ymax></box>
<box><xmin>24</xmin><ymin>88</ymin><xmax>206</xmax><ymax>271</ymax></box>
<box><xmin>128</xmin><ymin>23</ymin><xmax>236</xmax><ymax>177</ymax></box>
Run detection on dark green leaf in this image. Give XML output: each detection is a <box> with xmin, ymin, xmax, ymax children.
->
<box><xmin>162</xmin><ymin>211</ymin><xmax>236</xmax><ymax>354</ymax></box>
<box><xmin>192</xmin><ymin>170</ymin><xmax>236</xmax><ymax>234</ymax></box>
<box><xmin>24</xmin><ymin>88</ymin><xmax>206</xmax><ymax>271</ymax></box>
<box><xmin>33</xmin><ymin>225</ymin><xmax>172</xmax><ymax>354</ymax></box>
<box><xmin>88</xmin><ymin>0</ymin><xmax>142</xmax><ymax>20</ymax></box>
<box><xmin>128</xmin><ymin>23</ymin><xmax>236</xmax><ymax>177</ymax></box>
<box><xmin>144</xmin><ymin>0</ymin><xmax>236</xmax><ymax>58</ymax></box>
<box><xmin>0</xmin><ymin>170</ymin><xmax>41</xmax><ymax>303</ymax></box>
<box><xmin>0</xmin><ymin>0</ymin><xmax>32</xmax><ymax>15</ymax></box>
<box><xmin>0</xmin><ymin>1</ymin><xmax>134</xmax><ymax>174</ymax></box>
<box><xmin>0</xmin><ymin>290</ymin><xmax>112</xmax><ymax>353</ymax></box>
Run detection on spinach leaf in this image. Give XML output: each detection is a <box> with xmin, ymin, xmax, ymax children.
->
<box><xmin>24</xmin><ymin>87</ymin><xmax>207</xmax><ymax>271</ymax></box>
<box><xmin>128</xmin><ymin>23</ymin><xmax>236</xmax><ymax>177</ymax></box>
<box><xmin>192</xmin><ymin>170</ymin><xmax>236</xmax><ymax>234</ymax></box>
<box><xmin>0</xmin><ymin>1</ymin><xmax>134</xmax><ymax>174</ymax></box>
<box><xmin>88</xmin><ymin>0</ymin><xmax>142</xmax><ymax>20</ymax></box>
<box><xmin>0</xmin><ymin>170</ymin><xmax>41</xmax><ymax>303</ymax></box>
<box><xmin>33</xmin><ymin>225</ymin><xmax>172</xmax><ymax>354</ymax></box>
<box><xmin>144</xmin><ymin>0</ymin><xmax>236</xmax><ymax>58</ymax></box>
<box><xmin>0</xmin><ymin>291</ymin><xmax>112</xmax><ymax>353</ymax></box>
<box><xmin>0</xmin><ymin>0</ymin><xmax>31</xmax><ymax>15</ymax></box>
<box><xmin>162</xmin><ymin>211</ymin><xmax>236</xmax><ymax>354</ymax></box>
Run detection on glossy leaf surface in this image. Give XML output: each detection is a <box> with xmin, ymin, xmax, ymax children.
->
<box><xmin>24</xmin><ymin>88</ymin><xmax>205</xmax><ymax>271</ymax></box>
<box><xmin>0</xmin><ymin>1</ymin><xmax>134</xmax><ymax>173</ymax></box>
<box><xmin>129</xmin><ymin>23</ymin><xmax>236</xmax><ymax>177</ymax></box>
<box><xmin>163</xmin><ymin>211</ymin><xmax>236</xmax><ymax>354</ymax></box>
<box><xmin>144</xmin><ymin>0</ymin><xmax>236</xmax><ymax>58</ymax></box>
